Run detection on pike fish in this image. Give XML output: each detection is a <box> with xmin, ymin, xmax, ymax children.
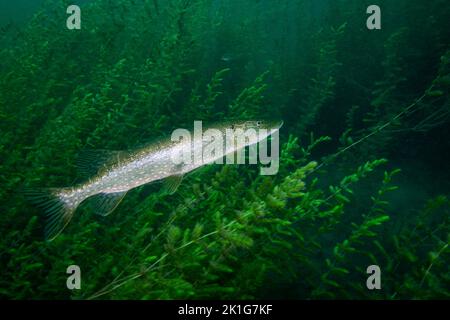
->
<box><xmin>25</xmin><ymin>120</ymin><xmax>283</xmax><ymax>240</ymax></box>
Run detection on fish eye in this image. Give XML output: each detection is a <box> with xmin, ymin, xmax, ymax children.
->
<box><xmin>231</xmin><ymin>124</ymin><xmax>235</xmax><ymax>130</ymax></box>
<box><xmin>256</xmin><ymin>121</ymin><xmax>262</xmax><ymax>127</ymax></box>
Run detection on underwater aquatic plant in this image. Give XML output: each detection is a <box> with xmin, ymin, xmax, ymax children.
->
<box><xmin>0</xmin><ymin>0</ymin><xmax>448</xmax><ymax>300</ymax></box>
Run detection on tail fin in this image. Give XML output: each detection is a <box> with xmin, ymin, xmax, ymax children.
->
<box><xmin>23</xmin><ymin>188</ymin><xmax>78</xmax><ymax>241</ymax></box>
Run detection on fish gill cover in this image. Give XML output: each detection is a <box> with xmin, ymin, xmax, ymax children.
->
<box><xmin>0</xmin><ymin>0</ymin><xmax>449</xmax><ymax>300</ymax></box>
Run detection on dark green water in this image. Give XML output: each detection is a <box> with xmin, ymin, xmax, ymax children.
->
<box><xmin>0</xmin><ymin>0</ymin><xmax>449</xmax><ymax>300</ymax></box>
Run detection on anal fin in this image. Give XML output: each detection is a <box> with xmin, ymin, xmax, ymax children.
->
<box><xmin>161</xmin><ymin>175</ymin><xmax>183</xmax><ymax>195</ymax></box>
<box><xmin>89</xmin><ymin>191</ymin><xmax>127</xmax><ymax>216</ymax></box>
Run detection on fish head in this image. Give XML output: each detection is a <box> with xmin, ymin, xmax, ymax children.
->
<box><xmin>212</xmin><ymin>119</ymin><xmax>283</xmax><ymax>145</ymax></box>
<box><xmin>230</xmin><ymin>119</ymin><xmax>283</xmax><ymax>133</ymax></box>
<box><xmin>204</xmin><ymin>119</ymin><xmax>283</xmax><ymax>141</ymax></box>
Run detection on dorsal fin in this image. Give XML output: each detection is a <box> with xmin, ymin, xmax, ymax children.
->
<box><xmin>88</xmin><ymin>191</ymin><xmax>127</xmax><ymax>216</ymax></box>
<box><xmin>76</xmin><ymin>149</ymin><xmax>128</xmax><ymax>178</ymax></box>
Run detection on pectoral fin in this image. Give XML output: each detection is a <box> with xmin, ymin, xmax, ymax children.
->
<box><xmin>161</xmin><ymin>175</ymin><xmax>183</xmax><ymax>195</ymax></box>
<box><xmin>89</xmin><ymin>191</ymin><xmax>127</xmax><ymax>216</ymax></box>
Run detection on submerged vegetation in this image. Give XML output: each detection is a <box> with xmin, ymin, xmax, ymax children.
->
<box><xmin>0</xmin><ymin>0</ymin><xmax>449</xmax><ymax>299</ymax></box>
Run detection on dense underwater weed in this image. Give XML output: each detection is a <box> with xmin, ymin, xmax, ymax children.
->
<box><xmin>0</xmin><ymin>0</ymin><xmax>449</xmax><ymax>299</ymax></box>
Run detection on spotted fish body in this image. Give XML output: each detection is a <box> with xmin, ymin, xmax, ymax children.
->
<box><xmin>25</xmin><ymin>120</ymin><xmax>283</xmax><ymax>240</ymax></box>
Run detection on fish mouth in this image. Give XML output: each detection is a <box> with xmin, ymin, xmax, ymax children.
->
<box><xmin>267</xmin><ymin>119</ymin><xmax>283</xmax><ymax>130</ymax></box>
<box><xmin>274</xmin><ymin>120</ymin><xmax>284</xmax><ymax>129</ymax></box>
